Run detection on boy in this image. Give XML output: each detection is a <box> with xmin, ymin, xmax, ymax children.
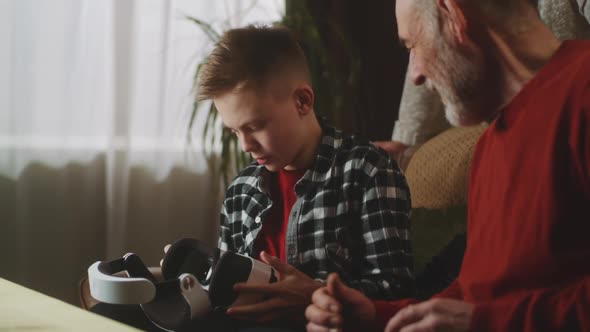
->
<box><xmin>197</xmin><ymin>25</ymin><xmax>413</xmax><ymax>328</ymax></box>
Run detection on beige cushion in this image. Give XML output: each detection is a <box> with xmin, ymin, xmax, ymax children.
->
<box><xmin>405</xmin><ymin>124</ymin><xmax>488</xmax><ymax>209</ymax></box>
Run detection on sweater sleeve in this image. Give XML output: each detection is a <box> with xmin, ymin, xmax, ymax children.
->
<box><xmin>392</xmin><ymin>70</ymin><xmax>450</xmax><ymax>146</ymax></box>
<box><xmin>217</xmin><ymin>203</ymin><xmax>232</xmax><ymax>251</ymax></box>
<box><xmin>432</xmin><ymin>279</ymin><xmax>463</xmax><ymax>300</ymax></box>
<box><xmin>471</xmin><ymin>277</ymin><xmax>590</xmax><ymax>331</ymax></box>
<box><xmin>372</xmin><ymin>298</ymin><xmax>418</xmax><ymax>331</ymax></box>
<box><xmin>569</xmin><ymin>83</ymin><xmax>590</xmax><ymax>206</ymax></box>
<box><xmin>369</xmin><ymin>280</ymin><xmax>463</xmax><ymax>331</ymax></box>
<box><xmin>583</xmin><ymin>85</ymin><xmax>590</xmax><ymax>188</ymax></box>
<box><xmin>576</xmin><ymin>0</ymin><xmax>590</xmax><ymax>23</ymax></box>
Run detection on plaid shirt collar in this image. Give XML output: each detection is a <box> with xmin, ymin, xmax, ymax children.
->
<box><xmin>248</xmin><ymin>119</ymin><xmax>344</xmax><ymax>197</ymax></box>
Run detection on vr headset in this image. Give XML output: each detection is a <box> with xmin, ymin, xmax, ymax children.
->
<box><xmin>88</xmin><ymin>238</ymin><xmax>277</xmax><ymax>331</ymax></box>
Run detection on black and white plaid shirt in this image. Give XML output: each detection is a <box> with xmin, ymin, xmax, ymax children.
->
<box><xmin>218</xmin><ymin>123</ymin><xmax>413</xmax><ymax>300</ymax></box>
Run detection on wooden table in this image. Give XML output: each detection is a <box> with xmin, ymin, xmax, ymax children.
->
<box><xmin>0</xmin><ymin>277</ymin><xmax>141</xmax><ymax>331</ymax></box>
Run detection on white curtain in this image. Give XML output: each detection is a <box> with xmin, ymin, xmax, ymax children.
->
<box><xmin>0</xmin><ymin>0</ymin><xmax>283</xmax><ymax>304</ymax></box>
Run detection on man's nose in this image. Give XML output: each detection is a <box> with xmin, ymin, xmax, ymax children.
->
<box><xmin>408</xmin><ymin>51</ymin><xmax>426</xmax><ymax>86</ymax></box>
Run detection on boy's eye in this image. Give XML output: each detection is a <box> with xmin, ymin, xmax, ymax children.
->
<box><xmin>246</xmin><ymin>122</ymin><xmax>263</xmax><ymax>132</ymax></box>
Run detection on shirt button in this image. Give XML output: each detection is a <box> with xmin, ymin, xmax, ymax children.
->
<box><xmin>255</xmin><ymin>216</ymin><xmax>261</xmax><ymax>224</ymax></box>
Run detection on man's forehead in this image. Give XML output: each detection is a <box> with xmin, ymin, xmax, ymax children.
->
<box><xmin>395</xmin><ymin>0</ymin><xmax>416</xmax><ymax>41</ymax></box>
<box><xmin>395</xmin><ymin>0</ymin><xmax>414</xmax><ymax>19</ymax></box>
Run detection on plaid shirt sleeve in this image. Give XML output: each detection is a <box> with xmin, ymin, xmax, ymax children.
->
<box><xmin>218</xmin><ymin>203</ymin><xmax>232</xmax><ymax>252</ymax></box>
<box><xmin>348</xmin><ymin>157</ymin><xmax>414</xmax><ymax>299</ymax></box>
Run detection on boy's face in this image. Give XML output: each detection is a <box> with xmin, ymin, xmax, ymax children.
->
<box><xmin>213</xmin><ymin>84</ymin><xmax>311</xmax><ymax>172</ymax></box>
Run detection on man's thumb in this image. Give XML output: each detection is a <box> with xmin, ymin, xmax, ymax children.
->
<box><xmin>327</xmin><ymin>273</ymin><xmax>352</xmax><ymax>301</ymax></box>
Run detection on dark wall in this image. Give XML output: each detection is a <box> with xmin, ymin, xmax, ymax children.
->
<box><xmin>287</xmin><ymin>0</ymin><xmax>408</xmax><ymax>141</ymax></box>
<box><xmin>348</xmin><ymin>0</ymin><xmax>409</xmax><ymax>140</ymax></box>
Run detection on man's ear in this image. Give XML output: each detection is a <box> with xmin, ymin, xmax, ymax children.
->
<box><xmin>294</xmin><ymin>85</ymin><xmax>314</xmax><ymax>116</ymax></box>
<box><xmin>437</xmin><ymin>0</ymin><xmax>468</xmax><ymax>44</ymax></box>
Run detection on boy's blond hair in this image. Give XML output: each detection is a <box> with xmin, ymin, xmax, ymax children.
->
<box><xmin>197</xmin><ymin>25</ymin><xmax>310</xmax><ymax>101</ymax></box>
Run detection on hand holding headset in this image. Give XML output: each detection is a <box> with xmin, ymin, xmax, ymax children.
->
<box><xmin>88</xmin><ymin>238</ymin><xmax>277</xmax><ymax>331</ymax></box>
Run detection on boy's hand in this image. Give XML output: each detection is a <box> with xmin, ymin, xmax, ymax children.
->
<box><xmin>226</xmin><ymin>251</ymin><xmax>323</xmax><ymax>323</ymax></box>
<box><xmin>305</xmin><ymin>273</ymin><xmax>375</xmax><ymax>332</ymax></box>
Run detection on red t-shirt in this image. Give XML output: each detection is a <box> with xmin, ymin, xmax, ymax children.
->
<box><xmin>254</xmin><ymin>169</ymin><xmax>306</xmax><ymax>262</ymax></box>
<box><xmin>374</xmin><ymin>40</ymin><xmax>590</xmax><ymax>331</ymax></box>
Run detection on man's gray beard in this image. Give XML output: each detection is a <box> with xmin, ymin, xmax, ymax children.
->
<box><xmin>432</xmin><ymin>37</ymin><xmax>488</xmax><ymax>127</ymax></box>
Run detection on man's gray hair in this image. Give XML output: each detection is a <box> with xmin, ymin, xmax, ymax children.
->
<box><xmin>413</xmin><ymin>0</ymin><xmax>441</xmax><ymax>32</ymax></box>
<box><xmin>412</xmin><ymin>0</ymin><xmax>537</xmax><ymax>31</ymax></box>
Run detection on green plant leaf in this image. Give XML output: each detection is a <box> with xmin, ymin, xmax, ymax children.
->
<box><xmin>193</xmin><ymin>61</ymin><xmax>206</xmax><ymax>89</ymax></box>
<box><xmin>186</xmin><ymin>100</ymin><xmax>199</xmax><ymax>146</ymax></box>
<box><xmin>186</xmin><ymin>16</ymin><xmax>221</xmax><ymax>42</ymax></box>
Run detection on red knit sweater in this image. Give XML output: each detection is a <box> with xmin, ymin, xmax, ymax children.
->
<box><xmin>375</xmin><ymin>40</ymin><xmax>590</xmax><ymax>331</ymax></box>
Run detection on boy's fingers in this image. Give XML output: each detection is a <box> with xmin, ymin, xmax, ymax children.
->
<box><xmin>233</xmin><ymin>282</ymin><xmax>283</xmax><ymax>295</ymax></box>
<box><xmin>260</xmin><ymin>251</ymin><xmax>294</xmax><ymax>275</ymax></box>
<box><xmin>160</xmin><ymin>244</ymin><xmax>171</xmax><ymax>267</ymax></box>
<box><xmin>227</xmin><ymin>297</ymin><xmax>288</xmax><ymax>316</ymax></box>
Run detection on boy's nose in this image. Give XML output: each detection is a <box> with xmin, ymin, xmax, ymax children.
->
<box><xmin>240</xmin><ymin>134</ymin><xmax>258</xmax><ymax>153</ymax></box>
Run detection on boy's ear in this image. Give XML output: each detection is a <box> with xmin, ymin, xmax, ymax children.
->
<box><xmin>294</xmin><ymin>85</ymin><xmax>314</xmax><ymax>115</ymax></box>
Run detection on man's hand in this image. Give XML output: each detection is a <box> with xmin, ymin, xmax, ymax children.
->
<box><xmin>372</xmin><ymin>140</ymin><xmax>418</xmax><ymax>172</ymax></box>
<box><xmin>372</xmin><ymin>141</ymin><xmax>409</xmax><ymax>160</ymax></box>
<box><xmin>226</xmin><ymin>251</ymin><xmax>323</xmax><ymax>323</ymax></box>
<box><xmin>305</xmin><ymin>273</ymin><xmax>375</xmax><ymax>332</ymax></box>
<box><xmin>385</xmin><ymin>298</ymin><xmax>474</xmax><ymax>332</ymax></box>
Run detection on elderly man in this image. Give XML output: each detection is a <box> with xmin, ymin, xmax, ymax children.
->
<box><xmin>375</xmin><ymin>0</ymin><xmax>590</xmax><ymax>170</ymax></box>
<box><xmin>305</xmin><ymin>0</ymin><xmax>590</xmax><ymax>331</ymax></box>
